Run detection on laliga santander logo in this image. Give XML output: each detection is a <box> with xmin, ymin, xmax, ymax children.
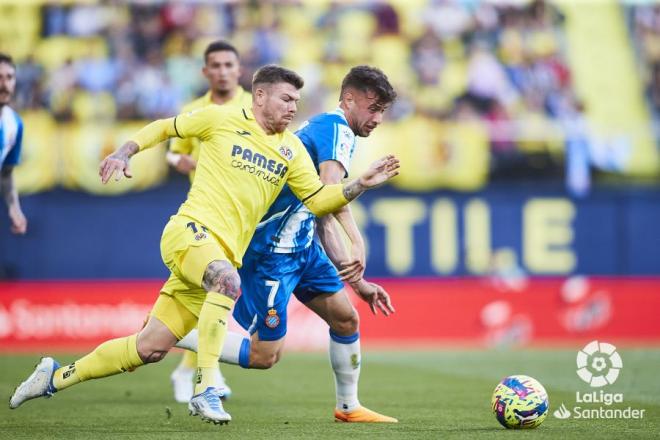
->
<box><xmin>576</xmin><ymin>340</ymin><xmax>622</xmax><ymax>388</ymax></box>
<box><xmin>553</xmin><ymin>340</ymin><xmax>644</xmax><ymax>420</ymax></box>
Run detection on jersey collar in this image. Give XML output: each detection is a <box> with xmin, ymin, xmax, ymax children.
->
<box><xmin>331</xmin><ymin>107</ymin><xmax>348</xmax><ymax>124</ymax></box>
<box><xmin>242</xmin><ymin>106</ymin><xmax>255</xmax><ymax>120</ymax></box>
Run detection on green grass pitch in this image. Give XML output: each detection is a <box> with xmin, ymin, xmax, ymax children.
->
<box><xmin>1</xmin><ymin>349</ymin><xmax>658</xmax><ymax>439</ymax></box>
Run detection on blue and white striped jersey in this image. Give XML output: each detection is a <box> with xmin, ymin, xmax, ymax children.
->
<box><xmin>0</xmin><ymin>105</ymin><xmax>23</xmax><ymax>168</ymax></box>
<box><xmin>249</xmin><ymin>108</ymin><xmax>356</xmax><ymax>254</ymax></box>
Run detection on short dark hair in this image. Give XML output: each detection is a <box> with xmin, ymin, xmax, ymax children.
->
<box><xmin>204</xmin><ymin>41</ymin><xmax>239</xmax><ymax>64</ymax></box>
<box><xmin>0</xmin><ymin>53</ymin><xmax>15</xmax><ymax>69</ymax></box>
<box><xmin>252</xmin><ymin>64</ymin><xmax>304</xmax><ymax>92</ymax></box>
<box><xmin>340</xmin><ymin>65</ymin><xmax>396</xmax><ymax>105</ymax></box>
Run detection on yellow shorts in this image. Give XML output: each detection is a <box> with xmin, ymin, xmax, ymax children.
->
<box><xmin>150</xmin><ymin>292</ymin><xmax>198</xmax><ymax>340</ymax></box>
<box><xmin>158</xmin><ymin>214</ymin><xmax>229</xmax><ymax>323</ymax></box>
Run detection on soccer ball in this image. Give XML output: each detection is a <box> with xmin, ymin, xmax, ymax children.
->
<box><xmin>491</xmin><ymin>375</ymin><xmax>549</xmax><ymax>429</ymax></box>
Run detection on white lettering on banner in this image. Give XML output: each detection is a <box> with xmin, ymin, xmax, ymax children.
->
<box><xmin>371</xmin><ymin>198</ymin><xmax>426</xmax><ymax>275</ymax></box>
<box><xmin>431</xmin><ymin>199</ymin><xmax>457</xmax><ymax>274</ymax></box>
<box><xmin>353</xmin><ymin>196</ymin><xmax>577</xmax><ymax>275</ymax></box>
<box><xmin>465</xmin><ymin>199</ymin><xmax>491</xmax><ymax>274</ymax></box>
<box><xmin>0</xmin><ymin>300</ymin><xmax>151</xmax><ymax>340</ymax></box>
<box><xmin>524</xmin><ymin>199</ymin><xmax>576</xmax><ymax>273</ymax></box>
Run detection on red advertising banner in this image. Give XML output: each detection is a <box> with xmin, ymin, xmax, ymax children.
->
<box><xmin>0</xmin><ymin>278</ymin><xmax>659</xmax><ymax>352</ymax></box>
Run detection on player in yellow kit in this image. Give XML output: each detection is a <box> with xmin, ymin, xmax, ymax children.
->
<box><xmin>9</xmin><ymin>65</ymin><xmax>399</xmax><ymax>426</ymax></box>
<box><xmin>166</xmin><ymin>40</ymin><xmax>252</xmax><ymax>404</ymax></box>
<box><xmin>167</xmin><ymin>40</ymin><xmax>252</xmax><ymax>181</ymax></box>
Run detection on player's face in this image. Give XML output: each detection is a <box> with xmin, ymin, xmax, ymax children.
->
<box><xmin>258</xmin><ymin>82</ymin><xmax>300</xmax><ymax>134</ymax></box>
<box><xmin>0</xmin><ymin>62</ymin><xmax>16</xmax><ymax>107</ymax></box>
<box><xmin>203</xmin><ymin>50</ymin><xmax>241</xmax><ymax>96</ymax></box>
<box><xmin>344</xmin><ymin>89</ymin><xmax>389</xmax><ymax>137</ymax></box>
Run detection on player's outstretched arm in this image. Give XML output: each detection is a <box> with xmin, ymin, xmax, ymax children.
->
<box><xmin>1</xmin><ymin>166</ymin><xmax>27</xmax><ymax>234</ymax></box>
<box><xmin>316</xmin><ymin>161</ymin><xmax>365</xmax><ymax>283</ymax></box>
<box><xmin>291</xmin><ymin>154</ymin><xmax>400</xmax><ymax>217</ymax></box>
<box><xmin>316</xmin><ymin>211</ymin><xmax>393</xmax><ymax>316</ymax></box>
<box><xmin>331</xmin><ymin>206</ymin><xmax>365</xmax><ymax>283</ymax></box>
<box><xmin>342</xmin><ymin>155</ymin><xmax>400</xmax><ymax>201</ymax></box>
<box><xmin>100</xmin><ymin>105</ymin><xmax>217</xmax><ymax>184</ymax></box>
<box><xmin>99</xmin><ymin>141</ymin><xmax>138</xmax><ymax>184</ymax></box>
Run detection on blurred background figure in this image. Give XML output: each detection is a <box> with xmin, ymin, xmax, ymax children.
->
<box><xmin>0</xmin><ymin>53</ymin><xmax>27</xmax><ymax>235</ymax></box>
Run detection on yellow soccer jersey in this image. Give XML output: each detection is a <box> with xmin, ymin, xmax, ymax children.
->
<box><xmin>132</xmin><ymin>105</ymin><xmax>348</xmax><ymax>267</ymax></box>
<box><xmin>170</xmin><ymin>88</ymin><xmax>252</xmax><ymax>182</ymax></box>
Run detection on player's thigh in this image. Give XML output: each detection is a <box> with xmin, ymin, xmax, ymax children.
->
<box><xmin>149</xmin><ymin>289</ymin><xmax>200</xmax><ymax>340</ymax></box>
<box><xmin>303</xmin><ymin>288</ymin><xmax>358</xmax><ymax>333</ymax></box>
<box><xmin>294</xmin><ymin>243</ymin><xmax>356</xmax><ymax>331</ymax></box>
<box><xmin>233</xmin><ymin>249</ymin><xmax>302</xmax><ymax>343</ymax></box>
<box><xmin>160</xmin><ymin>215</ymin><xmax>230</xmax><ymax>288</ymax></box>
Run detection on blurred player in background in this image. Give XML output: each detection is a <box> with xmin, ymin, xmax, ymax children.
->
<box><xmin>9</xmin><ymin>64</ymin><xmax>400</xmax><ymax>426</ymax></box>
<box><xmin>177</xmin><ymin>65</ymin><xmax>399</xmax><ymax>423</ymax></box>
<box><xmin>0</xmin><ymin>53</ymin><xmax>27</xmax><ymax>235</ymax></box>
<box><xmin>167</xmin><ymin>40</ymin><xmax>252</xmax><ymax>404</ymax></box>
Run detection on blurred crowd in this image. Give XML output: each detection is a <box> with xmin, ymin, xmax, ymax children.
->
<box><xmin>630</xmin><ymin>3</ymin><xmax>660</xmax><ymax>119</ymax></box>
<box><xmin>0</xmin><ymin>0</ymin><xmax>656</xmax><ymax>192</ymax></box>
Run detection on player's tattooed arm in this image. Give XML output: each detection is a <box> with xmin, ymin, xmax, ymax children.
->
<box><xmin>342</xmin><ymin>179</ymin><xmax>367</xmax><ymax>201</ymax></box>
<box><xmin>0</xmin><ymin>166</ymin><xmax>27</xmax><ymax>234</ymax></box>
<box><xmin>342</xmin><ymin>154</ymin><xmax>399</xmax><ymax>201</ymax></box>
<box><xmin>202</xmin><ymin>260</ymin><xmax>241</xmax><ymax>300</ymax></box>
<box><xmin>99</xmin><ymin>141</ymin><xmax>139</xmax><ymax>184</ymax></box>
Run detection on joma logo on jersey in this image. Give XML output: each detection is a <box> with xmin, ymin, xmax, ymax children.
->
<box><xmin>231</xmin><ymin>145</ymin><xmax>288</xmax><ymax>177</ymax></box>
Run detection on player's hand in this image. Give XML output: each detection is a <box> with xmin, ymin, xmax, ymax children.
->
<box><xmin>338</xmin><ymin>258</ymin><xmax>364</xmax><ymax>284</ymax></box>
<box><xmin>8</xmin><ymin>204</ymin><xmax>27</xmax><ymax>235</ymax></box>
<box><xmin>350</xmin><ymin>279</ymin><xmax>395</xmax><ymax>316</ymax></box>
<box><xmin>99</xmin><ymin>142</ymin><xmax>137</xmax><ymax>184</ymax></box>
<box><xmin>358</xmin><ymin>155</ymin><xmax>399</xmax><ymax>189</ymax></box>
<box><xmin>174</xmin><ymin>154</ymin><xmax>197</xmax><ymax>175</ymax></box>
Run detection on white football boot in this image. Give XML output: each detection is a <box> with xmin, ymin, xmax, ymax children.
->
<box><xmin>9</xmin><ymin>357</ymin><xmax>60</xmax><ymax>409</ymax></box>
<box><xmin>188</xmin><ymin>387</ymin><xmax>232</xmax><ymax>424</ymax></box>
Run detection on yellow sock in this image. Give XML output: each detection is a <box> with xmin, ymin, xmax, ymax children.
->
<box><xmin>52</xmin><ymin>363</ymin><xmax>81</xmax><ymax>391</ymax></box>
<box><xmin>195</xmin><ymin>292</ymin><xmax>233</xmax><ymax>394</ymax></box>
<box><xmin>179</xmin><ymin>350</ymin><xmax>197</xmax><ymax>370</ymax></box>
<box><xmin>57</xmin><ymin>334</ymin><xmax>143</xmax><ymax>389</ymax></box>
<box><xmin>195</xmin><ymin>367</ymin><xmax>219</xmax><ymax>392</ymax></box>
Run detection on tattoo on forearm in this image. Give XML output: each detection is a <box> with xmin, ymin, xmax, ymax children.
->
<box><xmin>202</xmin><ymin>260</ymin><xmax>241</xmax><ymax>300</ymax></box>
<box><xmin>0</xmin><ymin>172</ymin><xmax>17</xmax><ymax>208</ymax></box>
<box><xmin>342</xmin><ymin>179</ymin><xmax>365</xmax><ymax>201</ymax></box>
<box><xmin>113</xmin><ymin>142</ymin><xmax>139</xmax><ymax>161</ymax></box>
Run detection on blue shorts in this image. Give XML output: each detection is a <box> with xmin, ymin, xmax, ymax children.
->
<box><xmin>233</xmin><ymin>241</ymin><xmax>344</xmax><ymax>341</ymax></box>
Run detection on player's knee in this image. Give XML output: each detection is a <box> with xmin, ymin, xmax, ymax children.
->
<box><xmin>143</xmin><ymin>350</ymin><xmax>169</xmax><ymax>364</ymax></box>
<box><xmin>136</xmin><ymin>344</ymin><xmax>169</xmax><ymax>364</ymax></box>
<box><xmin>202</xmin><ymin>261</ymin><xmax>241</xmax><ymax>300</ymax></box>
<box><xmin>250</xmin><ymin>350</ymin><xmax>280</xmax><ymax>369</ymax></box>
<box><xmin>136</xmin><ymin>336</ymin><xmax>171</xmax><ymax>364</ymax></box>
<box><xmin>331</xmin><ymin>308</ymin><xmax>359</xmax><ymax>336</ymax></box>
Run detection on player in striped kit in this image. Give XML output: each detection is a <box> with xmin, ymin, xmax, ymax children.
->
<box><xmin>0</xmin><ymin>53</ymin><xmax>27</xmax><ymax>235</ymax></box>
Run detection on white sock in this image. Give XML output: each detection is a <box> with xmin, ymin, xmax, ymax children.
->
<box><xmin>329</xmin><ymin>330</ymin><xmax>361</xmax><ymax>412</ymax></box>
<box><xmin>176</xmin><ymin>329</ymin><xmax>250</xmax><ymax>367</ymax></box>
<box><xmin>175</xmin><ymin>330</ymin><xmax>199</xmax><ymax>352</ymax></box>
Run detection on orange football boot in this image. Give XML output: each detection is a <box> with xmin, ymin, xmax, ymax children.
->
<box><xmin>334</xmin><ymin>406</ymin><xmax>398</xmax><ymax>423</ymax></box>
